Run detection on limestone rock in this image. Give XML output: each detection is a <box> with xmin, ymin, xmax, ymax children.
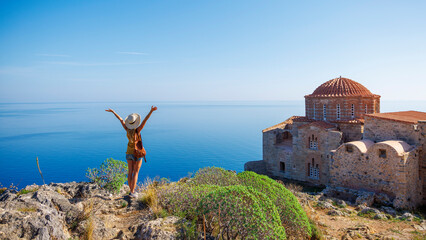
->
<box><xmin>360</xmin><ymin>207</ymin><xmax>381</xmax><ymax>215</ymax></box>
<box><xmin>398</xmin><ymin>212</ymin><xmax>415</xmax><ymax>221</ymax></box>
<box><xmin>316</xmin><ymin>201</ymin><xmax>335</xmax><ymax>210</ymax></box>
<box><xmin>373</xmin><ymin>213</ymin><xmax>387</xmax><ymax>219</ymax></box>
<box><xmin>327</xmin><ymin>209</ymin><xmax>345</xmax><ymax>216</ymax></box>
<box><xmin>374</xmin><ymin>193</ymin><xmax>391</xmax><ymax>206</ymax></box>
<box><xmin>0</xmin><ymin>182</ymin><xmax>144</xmax><ymax>240</ymax></box>
<box><xmin>355</xmin><ymin>192</ymin><xmax>374</xmax><ymax>207</ymax></box>
<box><xmin>134</xmin><ymin>216</ymin><xmax>180</xmax><ymax>240</ymax></box>
<box><xmin>380</xmin><ymin>206</ymin><xmax>397</xmax><ymax>217</ymax></box>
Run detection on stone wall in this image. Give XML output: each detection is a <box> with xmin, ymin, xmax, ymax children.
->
<box><xmin>330</xmin><ymin>141</ymin><xmax>420</xmax><ymax>209</ymax></box>
<box><xmin>363</xmin><ymin>116</ymin><xmax>420</xmax><ymax>145</ymax></box>
<box><xmin>262</xmin><ymin>121</ymin><xmax>294</xmax><ymax>178</ymax></box>
<box><xmin>292</xmin><ymin>122</ymin><xmax>342</xmax><ymax>185</ymax></box>
<box><xmin>417</xmin><ymin>121</ymin><xmax>426</xmax><ymax>205</ymax></box>
<box><xmin>337</xmin><ymin>123</ymin><xmax>363</xmax><ymax>142</ymax></box>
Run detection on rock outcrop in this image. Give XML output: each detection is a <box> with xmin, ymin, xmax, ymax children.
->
<box><xmin>0</xmin><ymin>182</ymin><xmax>179</xmax><ymax>240</ymax></box>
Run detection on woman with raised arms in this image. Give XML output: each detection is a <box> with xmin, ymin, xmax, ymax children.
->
<box><xmin>106</xmin><ymin>106</ymin><xmax>157</xmax><ymax>197</ymax></box>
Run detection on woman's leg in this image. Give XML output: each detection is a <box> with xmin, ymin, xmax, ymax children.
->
<box><xmin>130</xmin><ymin>160</ymin><xmax>142</xmax><ymax>193</ymax></box>
<box><xmin>127</xmin><ymin>160</ymin><xmax>134</xmax><ymax>193</ymax></box>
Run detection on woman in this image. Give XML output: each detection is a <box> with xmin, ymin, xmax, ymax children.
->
<box><xmin>105</xmin><ymin>106</ymin><xmax>157</xmax><ymax>197</ymax></box>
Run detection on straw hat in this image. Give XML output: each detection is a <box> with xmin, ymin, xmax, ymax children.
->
<box><xmin>124</xmin><ymin>113</ymin><xmax>141</xmax><ymax>129</ymax></box>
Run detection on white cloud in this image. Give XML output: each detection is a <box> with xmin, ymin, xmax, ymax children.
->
<box><xmin>116</xmin><ymin>51</ymin><xmax>148</xmax><ymax>55</ymax></box>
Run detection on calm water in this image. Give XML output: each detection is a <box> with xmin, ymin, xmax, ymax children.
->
<box><xmin>0</xmin><ymin>101</ymin><xmax>424</xmax><ymax>188</ymax></box>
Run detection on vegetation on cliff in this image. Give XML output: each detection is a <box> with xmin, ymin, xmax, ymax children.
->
<box><xmin>155</xmin><ymin>167</ymin><xmax>313</xmax><ymax>239</ymax></box>
<box><xmin>83</xmin><ymin>160</ymin><xmax>313</xmax><ymax>239</ymax></box>
<box><xmin>86</xmin><ymin>158</ymin><xmax>128</xmax><ymax>194</ymax></box>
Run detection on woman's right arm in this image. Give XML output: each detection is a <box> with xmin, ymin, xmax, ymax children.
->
<box><xmin>105</xmin><ymin>108</ymin><xmax>127</xmax><ymax>130</ymax></box>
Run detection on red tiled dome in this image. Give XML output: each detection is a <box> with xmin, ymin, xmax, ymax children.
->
<box><xmin>306</xmin><ymin>77</ymin><xmax>375</xmax><ymax>97</ymax></box>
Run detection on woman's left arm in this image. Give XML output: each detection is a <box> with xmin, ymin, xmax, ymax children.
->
<box><xmin>137</xmin><ymin>106</ymin><xmax>157</xmax><ymax>132</ymax></box>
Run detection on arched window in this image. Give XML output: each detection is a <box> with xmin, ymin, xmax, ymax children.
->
<box><xmin>309</xmin><ymin>134</ymin><xmax>318</xmax><ymax>150</ymax></box>
<box><xmin>351</xmin><ymin>104</ymin><xmax>355</xmax><ymax>118</ymax></box>
<box><xmin>323</xmin><ymin>104</ymin><xmax>327</xmax><ymax>120</ymax></box>
<box><xmin>365</xmin><ymin>104</ymin><xmax>367</xmax><ymax>114</ymax></box>
<box><xmin>336</xmin><ymin>104</ymin><xmax>340</xmax><ymax>120</ymax></box>
<box><xmin>308</xmin><ymin>158</ymin><xmax>319</xmax><ymax>179</ymax></box>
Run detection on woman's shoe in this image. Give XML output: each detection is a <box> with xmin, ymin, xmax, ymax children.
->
<box><xmin>129</xmin><ymin>192</ymin><xmax>138</xmax><ymax>198</ymax></box>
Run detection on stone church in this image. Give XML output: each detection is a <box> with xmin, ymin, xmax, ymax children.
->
<box><xmin>245</xmin><ymin>77</ymin><xmax>426</xmax><ymax>209</ymax></box>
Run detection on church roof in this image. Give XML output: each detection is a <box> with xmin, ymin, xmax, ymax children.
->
<box><xmin>366</xmin><ymin>111</ymin><xmax>426</xmax><ymax>124</ymax></box>
<box><xmin>378</xmin><ymin>140</ymin><xmax>413</xmax><ymax>155</ymax></box>
<box><xmin>305</xmin><ymin>77</ymin><xmax>379</xmax><ymax>98</ymax></box>
<box><xmin>345</xmin><ymin>140</ymin><xmax>374</xmax><ymax>153</ymax></box>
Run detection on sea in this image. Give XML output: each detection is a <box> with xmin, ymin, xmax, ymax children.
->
<box><xmin>0</xmin><ymin>101</ymin><xmax>424</xmax><ymax>189</ymax></box>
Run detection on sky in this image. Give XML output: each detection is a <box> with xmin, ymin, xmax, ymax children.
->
<box><xmin>0</xmin><ymin>0</ymin><xmax>425</xmax><ymax>102</ymax></box>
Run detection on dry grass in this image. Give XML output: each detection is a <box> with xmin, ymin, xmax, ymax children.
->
<box><xmin>139</xmin><ymin>177</ymin><xmax>164</xmax><ymax>217</ymax></box>
<box><xmin>18</xmin><ymin>207</ymin><xmax>37</xmax><ymax>213</ymax></box>
<box><xmin>82</xmin><ymin>199</ymin><xmax>95</xmax><ymax>240</ymax></box>
<box><xmin>303</xmin><ymin>205</ymin><xmax>325</xmax><ymax>240</ymax></box>
<box><xmin>283</xmin><ymin>182</ymin><xmax>303</xmax><ymax>193</ymax></box>
<box><xmin>82</xmin><ymin>199</ymin><xmax>95</xmax><ymax>221</ymax></box>
<box><xmin>84</xmin><ymin>216</ymin><xmax>94</xmax><ymax>240</ymax></box>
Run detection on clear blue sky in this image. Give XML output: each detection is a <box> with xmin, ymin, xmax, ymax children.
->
<box><xmin>1</xmin><ymin>0</ymin><xmax>425</xmax><ymax>102</ymax></box>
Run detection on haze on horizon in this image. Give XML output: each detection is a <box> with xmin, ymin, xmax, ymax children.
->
<box><xmin>0</xmin><ymin>0</ymin><xmax>425</xmax><ymax>103</ymax></box>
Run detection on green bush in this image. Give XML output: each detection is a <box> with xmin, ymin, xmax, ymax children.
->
<box><xmin>160</xmin><ymin>184</ymin><xmax>220</xmax><ymax>219</ymax></box>
<box><xmin>86</xmin><ymin>158</ymin><xmax>128</xmax><ymax>194</ymax></box>
<box><xmin>190</xmin><ymin>167</ymin><xmax>240</xmax><ymax>186</ymax></box>
<box><xmin>199</xmin><ymin>185</ymin><xmax>286</xmax><ymax>239</ymax></box>
<box><xmin>237</xmin><ymin>171</ymin><xmax>312</xmax><ymax>238</ymax></box>
<box><xmin>156</xmin><ymin>167</ymin><xmax>311</xmax><ymax>239</ymax></box>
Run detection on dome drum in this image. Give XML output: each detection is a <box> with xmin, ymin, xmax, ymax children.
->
<box><xmin>305</xmin><ymin>77</ymin><xmax>380</xmax><ymax>122</ymax></box>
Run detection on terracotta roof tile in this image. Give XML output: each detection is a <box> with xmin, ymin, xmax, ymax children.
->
<box><xmin>305</xmin><ymin>77</ymin><xmax>379</xmax><ymax>98</ymax></box>
<box><xmin>263</xmin><ymin>116</ymin><xmax>297</xmax><ymax>132</ymax></box>
<box><xmin>292</xmin><ymin>116</ymin><xmax>315</xmax><ymax>122</ymax></box>
<box><xmin>365</xmin><ymin>111</ymin><xmax>426</xmax><ymax>124</ymax></box>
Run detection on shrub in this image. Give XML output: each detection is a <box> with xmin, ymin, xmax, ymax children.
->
<box><xmin>199</xmin><ymin>185</ymin><xmax>286</xmax><ymax>239</ymax></box>
<box><xmin>159</xmin><ymin>184</ymin><xmax>220</xmax><ymax>219</ymax></box>
<box><xmin>86</xmin><ymin>158</ymin><xmax>128</xmax><ymax>194</ymax></box>
<box><xmin>156</xmin><ymin>168</ymin><xmax>311</xmax><ymax>239</ymax></box>
<box><xmin>237</xmin><ymin>171</ymin><xmax>312</xmax><ymax>238</ymax></box>
<box><xmin>190</xmin><ymin>167</ymin><xmax>240</xmax><ymax>187</ymax></box>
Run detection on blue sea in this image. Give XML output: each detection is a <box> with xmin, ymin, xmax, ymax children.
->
<box><xmin>0</xmin><ymin>101</ymin><xmax>424</xmax><ymax>188</ymax></box>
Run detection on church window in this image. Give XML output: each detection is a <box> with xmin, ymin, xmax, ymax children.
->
<box><xmin>323</xmin><ymin>104</ymin><xmax>327</xmax><ymax>120</ymax></box>
<box><xmin>280</xmin><ymin>162</ymin><xmax>285</xmax><ymax>172</ymax></box>
<box><xmin>309</xmin><ymin>134</ymin><xmax>318</xmax><ymax>150</ymax></box>
<box><xmin>313</xmin><ymin>103</ymin><xmax>316</xmax><ymax>119</ymax></box>
<box><xmin>308</xmin><ymin>158</ymin><xmax>319</xmax><ymax>179</ymax></box>
<box><xmin>336</xmin><ymin>104</ymin><xmax>340</xmax><ymax>120</ymax></box>
<box><xmin>365</xmin><ymin>104</ymin><xmax>368</xmax><ymax>114</ymax></box>
<box><xmin>351</xmin><ymin>104</ymin><xmax>355</xmax><ymax>118</ymax></box>
<box><xmin>379</xmin><ymin>149</ymin><xmax>387</xmax><ymax>158</ymax></box>
<box><xmin>346</xmin><ymin>145</ymin><xmax>353</xmax><ymax>153</ymax></box>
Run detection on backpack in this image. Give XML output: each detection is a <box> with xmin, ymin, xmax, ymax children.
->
<box><xmin>133</xmin><ymin>130</ymin><xmax>147</xmax><ymax>162</ymax></box>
